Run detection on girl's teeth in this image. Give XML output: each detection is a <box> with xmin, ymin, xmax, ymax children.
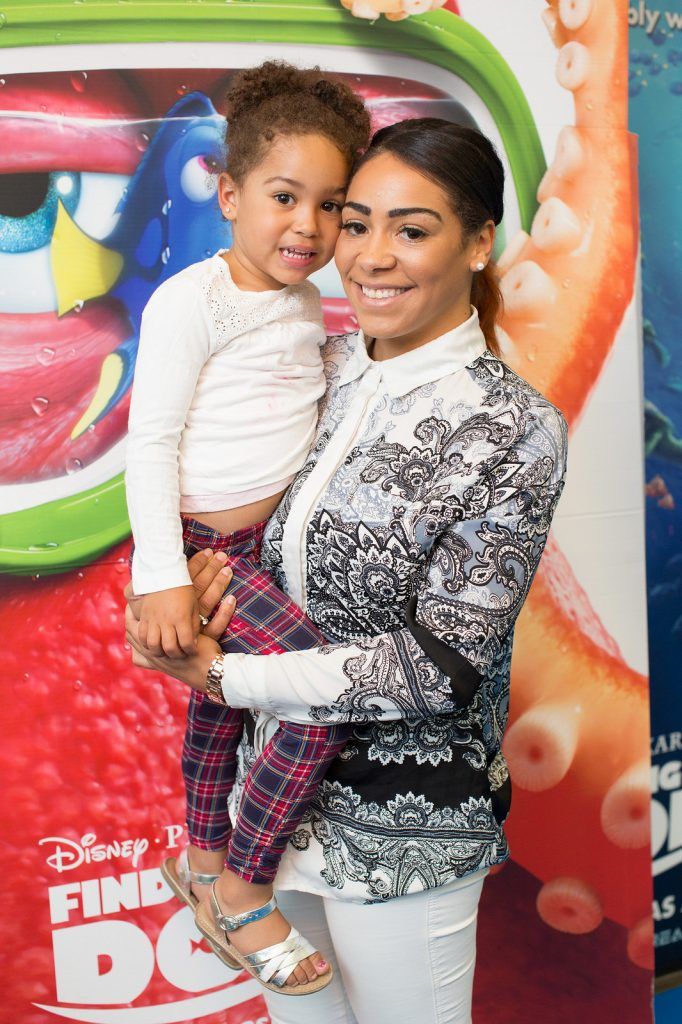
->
<box><xmin>283</xmin><ymin>248</ymin><xmax>311</xmax><ymax>260</ymax></box>
<box><xmin>361</xmin><ymin>285</ymin><xmax>406</xmax><ymax>299</ymax></box>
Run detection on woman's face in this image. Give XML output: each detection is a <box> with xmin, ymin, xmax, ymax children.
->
<box><xmin>335</xmin><ymin>151</ymin><xmax>494</xmax><ymax>358</ymax></box>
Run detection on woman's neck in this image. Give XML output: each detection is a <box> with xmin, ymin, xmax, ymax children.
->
<box><xmin>369</xmin><ymin>304</ymin><xmax>474</xmax><ymax>363</ymax></box>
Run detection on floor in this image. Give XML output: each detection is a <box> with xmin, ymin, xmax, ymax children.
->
<box><xmin>655</xmin><ymin>984</ymin><xmax>682</xmax><ymax>1023</ymax></box>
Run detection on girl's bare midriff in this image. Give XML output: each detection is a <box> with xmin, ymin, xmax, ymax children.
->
<box><xmin>187</xmin><ymin>489</ymin><xmax>287</xmax><ymax>536</ymax></box>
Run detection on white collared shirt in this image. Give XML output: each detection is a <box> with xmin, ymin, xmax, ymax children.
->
<box><xmin>280</xmin><ymin>310</ymin><xmax>488</xmax><ymax>609</ymax></box>
<box><xmin>221</xmin><ymin>312</ymin><xmax>567</xmax><ymax>904</ymax></box>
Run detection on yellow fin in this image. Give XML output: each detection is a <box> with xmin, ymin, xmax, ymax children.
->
<box><xmin>70</xmin><ymin>353</ymin><xmax>124</xmax><ymax>439</ymax></box>
<box><xmin>51</xmin><ymin>201</ymin><xmax>123</xmax><ymax>317</ymax></box>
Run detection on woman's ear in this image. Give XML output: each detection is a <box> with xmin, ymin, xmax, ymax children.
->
<box><xmin>218</xmin><ymin>172</ymin><xmax>238</xmax><ymax>221</ymax></box>
<box><xmin>469</xmin><ymin>221</ymin><xmax>496</xmax><ymax>273</ymax></box>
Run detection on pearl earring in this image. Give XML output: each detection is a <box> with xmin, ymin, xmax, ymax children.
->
<box><xmin>475</xmin><ymin>262</ymin><xmax>485</xmax><ymax>272</ymax></box>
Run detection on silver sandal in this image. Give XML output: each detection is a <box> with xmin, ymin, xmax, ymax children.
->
<box><xmin>161</xmin><ymin>849</ymin><xmax>221</xmax><ymax>913</ymax></box>
<box><xmin>195</xmin><ymin>882</ymin><xmax>333</xmax><ymax>995</ymax></box>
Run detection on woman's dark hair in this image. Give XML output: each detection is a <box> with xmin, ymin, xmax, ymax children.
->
<box><xmin>357</xmin><ymin>118</ymin><xmax>505</xmax><ymax>354</ymax></box>
<box><xmin>223</xmin><ymin>62</ymin><xmax>371</xmax><ymax>183</ymax></box>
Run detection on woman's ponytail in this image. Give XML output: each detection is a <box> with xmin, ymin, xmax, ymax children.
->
<box><xmin>471</xmin><ymin>263</ymin><xmax>502</xmax><ymax>356</ymax></box>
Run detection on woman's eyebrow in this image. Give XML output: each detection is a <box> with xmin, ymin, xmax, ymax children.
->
<box><xmin>342</xmin><ymin>201</ymin><xmax>442</xmax><ymax>222</ymax></box>
<box><xmin>388</xmin><ymin>207</ymin><xmax>442</xmax><ymax>221</ymax></box>
<box><xmin>343</xmin><ymin>201</ymin><xmax>371</xmax><ymax>215</ymax></box>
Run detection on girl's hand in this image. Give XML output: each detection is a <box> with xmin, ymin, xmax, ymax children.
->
<box><xmin>125</xmin><ymin>604</ymin><xmax>223</xmax><ymax>690</ymax></box>
<box><xmin>138</xmin><ymin>585</ymin><xmax>200</xmax><ymax>659</ymax></box>
<box><xmin>125</xmin><ymin>549</ymin><xmax>234</xmax><ymax>625</ymax></box>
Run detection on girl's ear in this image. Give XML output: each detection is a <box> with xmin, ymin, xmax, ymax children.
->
<box><xmin>218</xmin><ymin>172</ymin><xmax>238</xmax><ymax>221</ymax></box>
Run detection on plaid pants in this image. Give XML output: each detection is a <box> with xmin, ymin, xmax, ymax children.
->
<box><xmin>180</xmin><ymin>515</ymin><xmax>349</xmax><ymax>884</ymax></box>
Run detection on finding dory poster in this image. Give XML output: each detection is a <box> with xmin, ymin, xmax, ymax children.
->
<box><xmin>0</xmin><ymin>2</ymin><xmax>652</xmax><ymax>1021</ymax></box>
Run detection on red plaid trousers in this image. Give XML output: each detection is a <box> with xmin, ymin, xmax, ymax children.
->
<box><xmin>180</xmin><ymin>515</ymin><xmax>349</xmax><ymax>884</ymax></box>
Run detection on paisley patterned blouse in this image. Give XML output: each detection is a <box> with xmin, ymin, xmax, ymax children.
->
<box><xmin>222</xmin><ymin>310</ymin><xmax>568</xmax><ymax>904</ymax></box>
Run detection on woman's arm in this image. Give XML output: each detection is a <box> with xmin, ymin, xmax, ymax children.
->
<box><xmin>127</xmin><ymin>405</ymin><xmax>567</xmax><ymax>722</ymax></box>
<box><xmin>218</xmin><ymin>405</ymin><xmax>568</xmax><ymax>725</ymax></box>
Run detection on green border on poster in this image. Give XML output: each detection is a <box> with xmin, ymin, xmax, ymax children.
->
<box><xmin>0</xmin><ymin>0</ymin><xmax>546</xmax><ymax>573</ymax></box>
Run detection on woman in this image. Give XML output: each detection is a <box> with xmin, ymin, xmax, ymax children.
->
<box><xmin>126</xmin><ymin>118</ymin><xmax>567</xmax><ymax>1024</ymax></box>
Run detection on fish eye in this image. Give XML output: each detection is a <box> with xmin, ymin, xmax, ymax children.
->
<box><xmin>180</xmin><ymin>155</ymin><xmax>220</xmax><ymax>204</ymax></box>
<box><xmin>0</xmin><ymin>171</ymin><xmax>80</xmax><ymax>253</ymax></box>
<box><xmin>0</xmin><ymin>169</ymin><xmax>129</xmax><ymax>314</ymax></box>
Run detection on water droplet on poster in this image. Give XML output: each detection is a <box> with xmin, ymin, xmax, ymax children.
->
<box><xmin>66</xmin><ymin>457</ymin><xmax>83</xmax><ymax>474</ymax></box>
<box><xmin>31</xmin><ymin>396</ymin><xmax>49</xmax><ymax>416</ymax></box>
<box><xmin>70</xmin><ymin>71</ymin><xmax>88</xmax><ymax>92</ymax></box>
<box><xmin>37</xmin><ymin>346</ymin><xmax>56</xmax><ymax>365</ymax></box>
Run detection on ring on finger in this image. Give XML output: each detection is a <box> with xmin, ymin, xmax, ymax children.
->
<box><xmin>199</xmin><ymin>614</ymin><xmax>209</xmax><ymax>627</ymax></box>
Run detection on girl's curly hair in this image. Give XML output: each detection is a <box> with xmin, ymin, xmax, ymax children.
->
<box><xmin>223</xmin><ymin>61</ymin><xmax>371</xmax><ymax>182</ymax></box>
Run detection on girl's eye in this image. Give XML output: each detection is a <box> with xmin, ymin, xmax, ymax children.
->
<box><xmin>400</xmin><ymin>226</ymin><xmax>427</xmax><ymax>241</ymax></box>
<box><xmin>341</xmin><ymin>220</ymin><xmax>367</xmax><ymax>237</ymax></box>
<box><xmin>321</xmin><ymin>200</ymin><xmax>342</xmax><ymax>214</ymax></box>
<box><xmin>274</xmin><ymin>192</ymin><xmax>294</xmax><ymax>205</ymax></box>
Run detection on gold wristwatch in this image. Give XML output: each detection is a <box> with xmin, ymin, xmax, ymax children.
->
<box><xmin>205</xmin><ymin>654</ymin><xmax>227</xmax><ymax>705</ymax></box>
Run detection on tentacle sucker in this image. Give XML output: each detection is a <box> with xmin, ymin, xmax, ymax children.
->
<box><xmin>558</xmin><ymin>0</ymin><xmax>594</xmax><ymax>32</ymax></box>
<box><xmin>556</xmin><ymin>41</ymin><xmax>591</xmax><ymax>92</ymax></box>
<box><xmin>531</xmin><ymin>197</ymin><xmax>583</xmax><ymax>253</ymax></box>
<box><xmin>600</xmin><ymin>761</ymin><xmax>651</xmax><ymax>850</ymax></box>
<box><xmin>499</xmin><ymin>261</ymin><xmax>557</xmax><ymax>318</ymax></box>
<box><xmin>503</xmin><ymin>704</ymin><xmax>580</xmax><ymax>792</ymax></box>
<box><xmin>536</xmin><ymin>877</ymin><xmax>604</xmax><ymax>934</ymax></box>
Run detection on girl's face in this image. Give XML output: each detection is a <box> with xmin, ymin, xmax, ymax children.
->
<box><xmin>219</xmin><ymin>133</ymin><xmax>349</xmax><ymax>291</ymax></box>
<box><xmin>335</xmin><ymin>151</ymin><xmax>494</xmax><ymax>358</ymax></box>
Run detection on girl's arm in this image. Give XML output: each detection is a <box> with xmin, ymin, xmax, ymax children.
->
<box><xmin>218</xmin><ymin>405</ymin><xmax>568</xmax><ymax>724</ymax></box>
<box><xmin>126</xmin><ymin>277</ymin><xmax>211</xmax><ymax>597</ymax></box>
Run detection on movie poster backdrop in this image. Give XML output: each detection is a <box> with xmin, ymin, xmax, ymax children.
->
<box><xmin>0</xmin><ymin>2</ymin><xmax>653</xmax><ymax>1021</ymax></box>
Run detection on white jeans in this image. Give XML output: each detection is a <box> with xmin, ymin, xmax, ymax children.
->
<box><xmin>265</xmin><ymin>870</ymin><xmax>487</xmax><ymax>1024</ymax></box>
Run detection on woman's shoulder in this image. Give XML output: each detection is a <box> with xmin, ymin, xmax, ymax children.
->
<box><xmin>320</xmin><ymin>332</ymin><xmax>362</xmax><ymax>385</ymax></box>
<box><xmin>474</xmin><ymin>350</ymin><xmax>567</xmax><ymax>428</ymax></box>
<box><xmin>470</xmin><ymin>352</ymin><xmax>568</xmax><ymax>476</ymax></box>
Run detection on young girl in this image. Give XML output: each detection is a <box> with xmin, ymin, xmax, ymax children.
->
<box><xmin>125</xmin><ymin>62</ymin><xmax>371</xmax><ymax>995</ymax></box>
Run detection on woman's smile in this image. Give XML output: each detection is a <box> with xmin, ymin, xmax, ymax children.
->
<box><xmin>351</xmin><ymin>279</ymin><xmax>413</xmax><ymax>305</ymax></box>
<box><xmin>335</xmin><ymin>150</ymin><xmax>494</xmax><ymax>360</ymax></box>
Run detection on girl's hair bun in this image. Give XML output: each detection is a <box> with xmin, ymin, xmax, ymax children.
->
<box><xmin>225</xmin><ymin>61</ymin><xmax>313</xmax><ymax>122</ymax></box>
<box><xmin>223</xmin><ymin>61</ymin><xmax>371</xmax><ymax>182</ymax></box>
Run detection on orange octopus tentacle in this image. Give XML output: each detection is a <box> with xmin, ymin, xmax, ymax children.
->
<box><xmin>494</xmin><ymin>2</ymin><xmax>649</xmax><ymax>969</ymax></box>
<box><xmin>500</xmin><ymin>0</ymin><xmax>637</xmax><ymax>425</ymax></box>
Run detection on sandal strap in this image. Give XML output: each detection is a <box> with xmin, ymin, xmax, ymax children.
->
<box><xmin>210</xmin><ymin>882</ymin><xmax>278</xmax><ymax>933</ymax></box>
<box><xmin>245</xmin><ymin>927</ymin><xmax>317</xmax><ymax>987</ymax></box>
<box><xmin>177</xmin><ymin>848</ymin><xmax>221</xmax><ymax>888</ymax></box>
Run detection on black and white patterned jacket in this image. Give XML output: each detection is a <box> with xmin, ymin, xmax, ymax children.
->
<box><xmin>223</xmin><ymin>312</ymin><xmax>568</xmax><ymax>903</ymax></box>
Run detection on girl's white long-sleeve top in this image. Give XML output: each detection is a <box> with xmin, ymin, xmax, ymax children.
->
<box><xmin>125</xmin><ymin>254</ymin><xmax>326</xmax><ymax>596</ymax></box>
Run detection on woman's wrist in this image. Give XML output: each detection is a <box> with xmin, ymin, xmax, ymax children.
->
<box><xmin>205</xmin><ymin>653</ymin><xmax>227</xmax><ymax>704</ymax></box>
